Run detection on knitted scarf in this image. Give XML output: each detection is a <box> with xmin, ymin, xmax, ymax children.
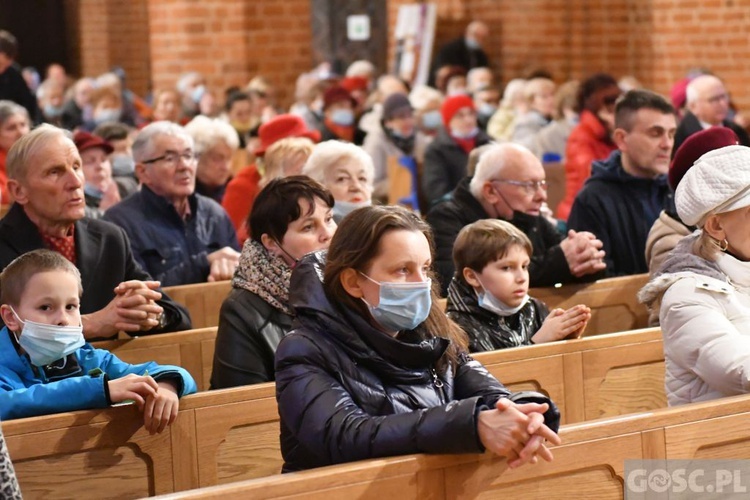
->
<box><xmin>232</xmin><ymin>239</ymin><xmax>293</xmax><ymax>315</ymax></box>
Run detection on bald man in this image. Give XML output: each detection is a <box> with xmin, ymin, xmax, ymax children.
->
<box><xmin>427</xmin><ymin>143</ymin><xmax>605</xmax><ymax>295</ymax></box>
<box><xmin>672</xmin><ymin>74</ymin><xmax>750</xmax><ymax>155</ymax></box>
<box><xmin>430</xmin><ymin>21</ymin><xmax>491</xmax><ymax>86</ymax></box>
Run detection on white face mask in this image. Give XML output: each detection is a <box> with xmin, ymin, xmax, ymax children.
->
<box><xmin>474</xmin><ymin>278</ymin><xmax>530</xmax><ymax>317</ymax></box>
<box><xmin>10</xmin><ymin>307</ymin><xmax>84</xmax><ymax>366</ymax></box>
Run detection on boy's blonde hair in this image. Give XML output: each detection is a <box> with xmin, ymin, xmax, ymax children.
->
<box><xmin>0</xmin><ymin>250</ymin><xmax>82</xmax><ymax>307</ymax></box>
<box><xmin>452</xmin><ymin>219</ymin><xmax>533</xmax><ymax>285</ymax></box>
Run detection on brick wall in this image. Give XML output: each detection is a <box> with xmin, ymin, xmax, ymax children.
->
<box><xmin>66</xmin><ymin>0</ymin><xmax>750</xmax><ymax>112</ymax></box>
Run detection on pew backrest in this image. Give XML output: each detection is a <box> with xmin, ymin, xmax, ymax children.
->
<box><xmin>163</xmin><ymin>281</ymin><xmax>232</xmax><ymax>329</ymax></box>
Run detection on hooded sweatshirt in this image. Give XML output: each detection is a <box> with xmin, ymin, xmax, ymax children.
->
<box><xmin>567</xmin><ymin>150</ymin><xmax>670</xmax><ymax>276</ymax></box>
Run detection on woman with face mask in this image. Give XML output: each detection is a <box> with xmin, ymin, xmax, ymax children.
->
<box><xmin>275</xmin><ymin>205</ymin><xmax>561</xmax><ymax>472</ymax></box>
<box><xmin>302</xmin><ymin>140</ymin><xmax>375</xmax><ymax>223</ymax></box>
<box><xmin>422</xmin><ymin>94</ymin><xmax>493</xmax><ymax>208</ymax></box>
<box><xmin>210</xmin><ymin>176</ymin><xmax>337</xmax><ymax>389</ymax></box>
<box><xmin>317</xmin><ymin>85</ymin><xmax>365</xmax><ymax>145</ymax></box>
<box><xmin>363</xmin><ymin>92</ymin><xmax>429</xmax><ymax>202</ymax></box>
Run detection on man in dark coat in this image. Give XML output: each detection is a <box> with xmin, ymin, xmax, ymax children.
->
<box><xmin>427</xmin><ymin>143</ymin><xmax>606</xmax><ymax>295</ymax></box>
<box><xmin>430</xmin><ymin>22</ymin><xmax>491</xmax><ymax>86</ymax></box>
<box><xmin>672</xmin><ymin>74</ymin><xmax>750</xmax><ymax>155</ymax></box>
<box><xmin>0</xmin><ymin>125</ymin><xmax>191</xmax><ymax>340</ymax></box>
<box><xmin>0</xmin><ymin>30</ymin><xmax>39</xmax><ymax>123</ymax></box>
<box><xmin>568</xmin><ymin>90</ymin><xmax>676</xmax><ymax>277</ymax></box>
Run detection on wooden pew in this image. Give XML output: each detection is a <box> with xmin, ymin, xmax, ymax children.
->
<box><xmin>529</xmin><ymin>273</ymin><xmax>650</xmax><ymax>336</ymax></box>
<box><xmin>149</xmin><ymin>394</ymin><xmax>750</xmax><ymax>500</ymax></box>
<box><xmin>162</xmin><ymin>281</ymin><xmax>232</xmax><ymax>329</ymax></box>
<box><xmin>543</xmin><ymin>161</ymin><xmax>565</xmax><ymax>215</ymax></box>
<box><xmin>92</xmin><ymin>327</ymin><xmax>218</xmax><ymax>392</ymax></box>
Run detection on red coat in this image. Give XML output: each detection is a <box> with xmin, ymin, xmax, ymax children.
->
<box><xmin>221</xmin><ymin>163</ymin><xmax>261</xmax><ymax>244</ymax></box>
<box><xmin>0</xmin><ymin>149</ymin><xmax>8</xmax><ymax>206</ymax></box>
<box><xmin>557</xmin><ymin>110</ymin><xmax>616</xmax><ymax>220</ymax></box>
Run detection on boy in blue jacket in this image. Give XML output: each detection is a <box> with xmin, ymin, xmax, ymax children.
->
<box><xmin>0</xmin><ymin>249</ymin><xmax>197</xmax><ymax>431</ymax></box>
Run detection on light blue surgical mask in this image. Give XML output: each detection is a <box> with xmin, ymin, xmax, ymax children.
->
<box><xmin>451</xmin><ymin>127</ymin><xmax>479</xmax><ymax>140</ymax></box>
<box><xmin>465</xmin><ymin>37</ymin><xmax>481</xmax><ymax>50</ymax></box>
<box><xmin>84</xmin><ymin>183</ymin><xmax>104</xmax><ymax>200</ymax></box>
<box><xmin>44</xmin><ymin>103</ymin><xmax>63</xmax><ymax>119</ymax></box>
<box><xmin>9</xmin><ymin>306</ymin><xmax>84</xmax><ymax>366</ymax></box>
<box><xmin>474</xmin><ymin>277</ymin><xmax>530</xmax><ymax>317</ymax></box>
<box><xmin>478</xmin><ymin>103</ymin><xmax>497</xmax><ymax>117</ymax></box>
<box><xmin>360</xmin><ymin>273</ymin><xmax>432</xmax><ymax>332</ymax></box>
<box><xmin>191</xmin><ymin>84</ymin><xmax>206</xmax><ymax>104</ymax></box>
<box><xmin>94</xmin><ymin>108</ymin><xmax>121</xmax><ymax>125</ymax></box>
<box><xmin>333</xmin><ymin>199</ymin><xmax>370</xmax><ymax>221</ymax></box>
<box><xmin>421</xmin><ymin>110</ymin><xmax>442</xmax><ymax>130</ymax></box>
<box><xmin>331</xmin><ymin>108</ymin><xmax>355</xmax><ymax>127</ymax></box>
<box><xmin>111</xmin><ymin>154</ymin><xmax>135</xmax><ymax>176</ymax></box>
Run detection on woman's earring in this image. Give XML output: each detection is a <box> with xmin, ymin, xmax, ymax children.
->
<box><xmin>720</xmin><ymin>238</ymin><xmax>729</xmax><ymax>252</ymax></box>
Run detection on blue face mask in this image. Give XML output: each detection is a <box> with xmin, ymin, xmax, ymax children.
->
<box><xmin>44</xmin><ymin>104</ymin><xmax>63</xmax><ymax>118</ymax></box>
<box><xmin>111</xmin><ymin>154</ymin><xmax>135</xmax><ymax>176</ymax></box>
<box><xmin>478</xmin><ymin>103</ymin><xmax>498</xmax><ymax>117</ymax></box>
<box><xmin>360</xmin><ymin>273</ymin><xmax>432</xmax><ymax>332</ymax></box>
<box><xmin>421</xmin><ymin>110</ymin><xmax>442</xmax><ymax>130</ymax></box>
<box><xmin>331</xmin><ymin>108</ymin><xmax>355</xmax><ymax>127</ymax></box>
<box><xmin>94</xmin><ymin>109</ymin><xmax>121</xmax><ymax>125</ymax></box>
<box><xmin>465</xmin><ymin>37</ymin><xmax>481</xmax><ymax>50</ymax></box>
<box><xmin>333</xmin><ymin>199</ymin><xmax>370</xmax><ymax>220</ymax></box>
<box><xmin>474</xmin><ymin>277</ymin><xmax>530</xmax><ymax>317</ymax></box>
<box><xmin>191</xmin><ymin>84</ymin><xmax>206</xmax><ymax>104</ymax></box>
<box><xmin>451</xmin><ymin>127</ymin><xmax>479</xmax><ymax>140</ymax></box>
<box><xmin>84</xmin><ymin>183</ymin><xmax>104</xmax><ymax>200</ymax></box>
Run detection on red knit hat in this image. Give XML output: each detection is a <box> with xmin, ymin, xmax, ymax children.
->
<box><xmin>255</xmin><ymin>114</ymin><xmax>321</xmax><ymax>156</ymax></box>
<box><xmin>441</xmin><ymin>95</ymin><xmax>475</xmax><ymax>128</ymax></box>
<box><xmin>669</xmin><ymin>127</ymin><xmax>739</xmax><ymax>191</ymax></box>
<box><xmin>73</xmin><ymin>131</ymin><xmax>113</xmax><ymax>155</ymax></box>
<box><xmin>340</xmin><ymin>76</ymin><xmax>369</xmax><ymax>93</ymax></box>
<box><xmin>323</xmin><ymin>85</ymin><xmax>357</xmax><ymax>111</ymax></box>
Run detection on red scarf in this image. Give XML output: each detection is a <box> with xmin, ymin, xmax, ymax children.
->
<box><xmin>452</xmin><ymin>136</ymin><xmax>476</xmax><ymax>154</ymax></box>
<box><xmin>41</xmin><ymin>226</ymin><xmax>77</xmax><ymax>264</ymax></box>
<box><xmin>324</xmin><ymin>119</ymin><xmax>355</xmax><ymax>143</ymax></box>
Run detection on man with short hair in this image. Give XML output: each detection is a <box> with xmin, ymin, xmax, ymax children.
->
<box><xmin>672</xmin><ymin>74</ymin><xmax>750</xmax><ymax>154</ymax></box>
<box><xmin>427</xmin><ymin>143</ymin><xmax>606</xmax><ymax>295</ymax></box>
<box><xmin>0</xmin><ymin>124</ymin><xmax>191</xmax><ymax>339</ymax></box>
<box><xmin>0</xmin><ymin>30</ymin><xmax>38</xmax><ymax>122</ymax></box>
<box><xmin>103</xmin><ymin>121</ymin><xmax>240</xmax><ymax>287</ymax></box>
<box><xmin>568</xmin><ymin>89</ymin><xmax>676</xmax><ymax>276</ymax></box>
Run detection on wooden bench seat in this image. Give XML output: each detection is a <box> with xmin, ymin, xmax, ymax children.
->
<box><xmin>150</xmin><ymin>394</ymin><xmax>750</xmax><ymax>500</ymax></box>
<box><xmin>162</xmin><ymin>281</ymin><xmax>232</xmax><ymax>329</ymax></box>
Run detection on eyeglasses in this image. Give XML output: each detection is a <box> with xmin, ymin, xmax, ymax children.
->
<box><xmin>491</xmin><ymin>179</ymin><xmax>547</xmax><ymax>194</ymax></box>
<box><xmin>142</xmin><ymin>150</ymin><xmax>197</xmax><ymax>166</ymax></box>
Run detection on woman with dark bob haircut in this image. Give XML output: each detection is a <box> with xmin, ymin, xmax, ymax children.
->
<box><xmin>275</xmin><ymin>205</ymin><xmax>561</xmax><ymax>472</ymax></box>
<box><xmin>210</xmin><ymin>176</ymin><xmax>336</xmax><ymax>389</ymax></box>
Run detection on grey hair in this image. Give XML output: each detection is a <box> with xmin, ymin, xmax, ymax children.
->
<box><xmin>409</xmin><ymin>85</ymin><xmax>443</xmax><ymax>111</ymax></box>
<box><xmin>302</xmin><ymin>140</ymin><xmax>374</xmax><ymax>186</ymax></box>
<box><xmin>346</xmin><ymin>60</ymin><xmax>375</xmax><ymax>78</ymax></box>
<box><xmin>36</xmin><ymin>79</ymin><xmax>63</xmax><ymax>101</ymax></box>
<box><xmin>686</xmin><ymin>74</ymin><xmax>723</xmax><ymax>106</ymax></box>
<box><xmin>184</xmin><ymin>115</ymin><xmax>239</xmax><ymax>156</ymax></box>
<box><xmin>132</xmin><ymin>121</ymin><xmax>194</xmax><ymax>164</ymax></box>
<box><xmin>469</xmin><ymin>143</ymin><xmax>531</xmax><ymax>199</ymax></box>
<box><xmin>0</xmin><ymin>100</ymin><xmax>29</xmax><ymax>127</ymax></box>
<box><xmin>176</xmin><ymin>72</ymin><xmax>203</xmax><ymax>95</ymax></box>
<box><xmin>7</xmin><ymin>124</ymin><xmax>71</xmax><ymax>181</ymax></box>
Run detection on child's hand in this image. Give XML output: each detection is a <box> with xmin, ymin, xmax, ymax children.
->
<box><xmin>143</xmin><ymin>380</ymin><xmax>180</xmax><ymax>435</ymax></box>
<box><xmin>108</xmin><ymin>374</ymin><xmax>159</xmax><ymax>408</ymax></box>
<box><xmin>531</xmin><ymin>305</ymin><xmax>591</xmax><ymax>344</ymax></box>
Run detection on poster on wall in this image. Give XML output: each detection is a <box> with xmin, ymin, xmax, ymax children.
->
<box><xmin>391</xmin><ymin>3</ymin><xmax>436</xmax><ymax>87</ymax></box>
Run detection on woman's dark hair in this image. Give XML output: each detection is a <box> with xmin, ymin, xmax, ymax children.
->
<box><xmin>576</xmin><ymin>73</ymin><xmax>619</xmax><ymax>113</ymax></box>
<box><xmin>248</xmin><ymin>175</ymin><xmax>334</xmax><ymax>243</ymax></box>
<box><xmin>323</xmin><ymin>205</ymin><xmax>469</xmax><ymax>370</ymax></box>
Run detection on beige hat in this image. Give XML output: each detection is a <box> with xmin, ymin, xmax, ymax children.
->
<box><xmin>676</xmin><ymin>144</ymin><xmax>750</xmax><ymax>227</ymax></box>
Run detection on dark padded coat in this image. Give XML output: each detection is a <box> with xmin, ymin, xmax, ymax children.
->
<box><xmin>275</xmin><ymin>251</ymin><xmax>560</xmax><ymax>472</ymax></box>
<box><xmin>446</xmin><ymin>278</ymin><xmax>549</xmax><ymax>352</ymax></box>
<box><xmin>427</xmin><ymin>177</ymin><xmax>581</xmax><ymax>295</ymax></box>
<box><xmin>210</xmin><ymin>287</ymin><xmax>293</xmax><ymax>389</ymax></box>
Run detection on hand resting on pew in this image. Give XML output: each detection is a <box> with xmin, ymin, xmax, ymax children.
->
<box><xmin>107</xmin><ymin>375</ymin><xmax>181</xmax><ymax>434</ymax></box>
<box><xmin>82</xmin><ymin>280</ymin><xmax>164</xmax><ymax>339</ymax></box>
<box><xmin>531</xmin><ymin>305</ymin><xmax>591</xmax><ymax>343</ymax></box>
<box><xmin>560</xmin><ymin>230</ymin><xmax>606</xmax><ymax>277</ymax></box>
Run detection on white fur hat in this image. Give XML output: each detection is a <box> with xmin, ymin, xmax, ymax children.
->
<box><xmin>676</xmin><ymin>144</ymin><xmax>750</xmax><ymax>227</ymax></box>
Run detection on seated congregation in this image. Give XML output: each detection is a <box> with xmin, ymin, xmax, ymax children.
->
<box><xmin>1</xmin><ymin>16</ymin><xmax>750</xmax><ymax>499</ymax></box>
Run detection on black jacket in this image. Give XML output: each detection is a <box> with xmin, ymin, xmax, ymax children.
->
<box><xmin>210</xmin><ymin>287</ymin><xmax>293</xmax><ymax>389</ymax></box>
<box><xmin>567</xmin><ymin>150</ymin><xmax>670</xmax><ymax>277</ymax></box>
<box><xmin>430</xmin><ymin>37</ymin><xmax>490</xmax><ymax>86</ymax></box>
<box><xmin>0</xmin><ymin>63</ymin><xmax>39</xmax><ymax>123</ymax></box>
<box><xmin>422</xmin><ymin>127</ymin><xmax>492</xmax><ymax>208</ymax></box>
<box><xmin>275</xmin><ymin>251</ymin><xmax>559</xmax><ymax>472</ymax></box>
<box><xmin>426</xmin><ymin>177</ymin><xmax>578</xmax><ymax>295</ymax></box>
<box><xmin>446</xmin><ymin>278</ymin><xmax>549</xmax><ymax>352</ymax></box>
<box><xmin>0</xmin><ymin>204</ymin><xmax>191</xmax><ymax>336</ymax></box>
<box><xmin>672</xmin><ymin>111</ymin><xmax>750</xmax><ymax>157</ymax></box>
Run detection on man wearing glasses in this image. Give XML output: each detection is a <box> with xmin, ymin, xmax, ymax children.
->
<box><xmin>568</xmin><ymin>89</ymin><xmax>676</xmax><ymax>277</ymax></box>
<box><xmin>428</xmin><ymin>142</ymin><xmax>606</xmax><ymax>295</ymax></box>
<box><xmin>104</xmin><ymin>121</ymin><xmax>240</xmax><ymax>287</ymax></box>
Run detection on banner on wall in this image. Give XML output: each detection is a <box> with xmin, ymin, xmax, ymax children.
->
<box><xmin>391</xmin><ymin>3</ymin><xmax>437</xmax><ymax>87</ymax></box>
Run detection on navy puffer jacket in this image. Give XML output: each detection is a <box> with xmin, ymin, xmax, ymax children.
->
<box><xmin>275</xmin><ymin>251</ymin><xmax>560</xmax><ymax>472</ymax></box>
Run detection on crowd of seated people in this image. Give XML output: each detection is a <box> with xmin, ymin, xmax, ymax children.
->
<box><xmin>2</xmin><ymin>16</ymin><xmax>750</xmax><ymax>490</ymax></box>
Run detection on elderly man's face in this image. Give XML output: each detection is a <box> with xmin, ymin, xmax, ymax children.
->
<box><xmin>197</xmin><ymin>140</ymin><xmax>233</xmax><ymax>188</ymax></box>
<box><xmin>691</xmin><ymin>78</ymin><xmax>729</xmax><ymax>126</ymax></box>
<box><xmin>14</xmin><ymin>134</ymin><xmax>86</xmax><ymax>225</ymax></box>
<box><xmin>137</xmin><ymin>134</ymin><xmax>196</xmax><ymax>203</ymax></box>
<box><xmin>485</xmin><ymin>149</ymin><xmax>547</xmax><ymax>219</ymax></box>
